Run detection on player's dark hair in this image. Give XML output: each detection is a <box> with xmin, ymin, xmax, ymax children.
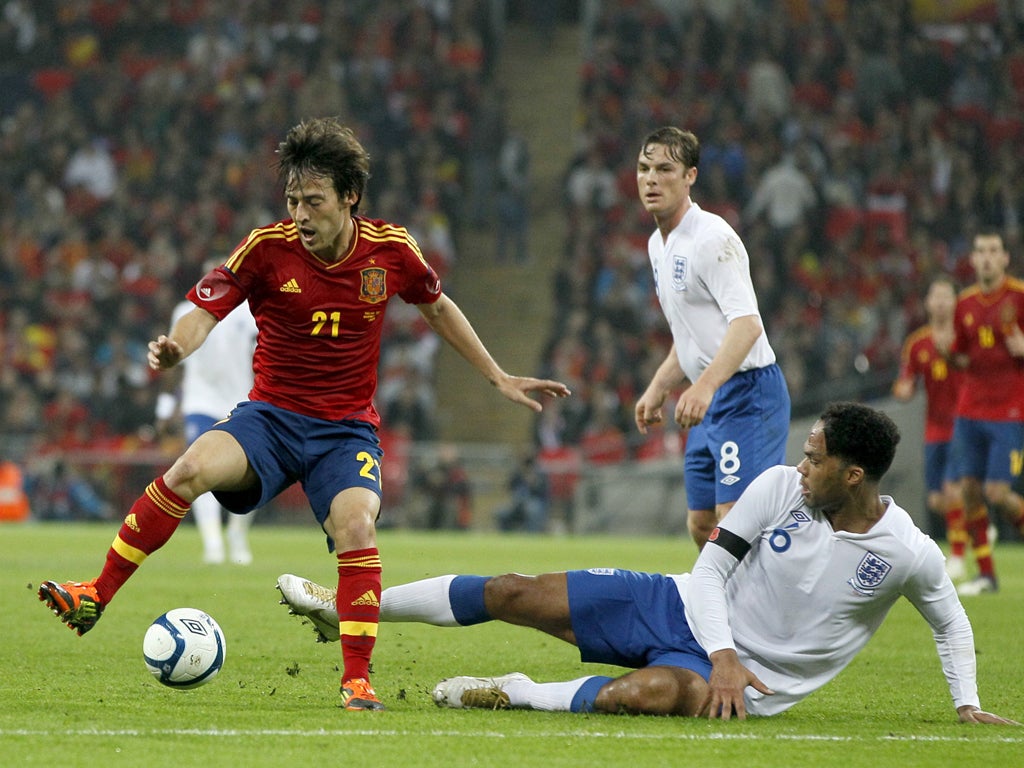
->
<box><xmin>640</xmin><ymin>126</ymin><xmax>700</xmax><ymax>169</ymax></box>
<box><xmin>819</xmin><ymin>402</ymin><xmax>900</xmax><ymax>482</ymax></box>
<box><xmin>277</xmin><ymin>117</ymin><xmax>371</xmax><ymax>213</ymax></box>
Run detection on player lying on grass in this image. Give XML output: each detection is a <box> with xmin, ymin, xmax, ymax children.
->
<box><xmin>277</xmin><ymin>402</ymin><xmax>1019</xmax><ymax>723</ymax></box>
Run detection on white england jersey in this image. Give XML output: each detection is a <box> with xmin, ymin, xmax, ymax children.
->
<box><xmin>172</xmin><ymin>300</ymin><xmax>258</xmax><ymax>419</ymax></box>
<box><xmin>680</xmin><ymin>465</ymin><xmax>978</xmax><ymax>716</ymax></box>
<box><xmin>648</xmin><ymin>202</ymin><xmax>776</xmax><ymax>382</ymax></box>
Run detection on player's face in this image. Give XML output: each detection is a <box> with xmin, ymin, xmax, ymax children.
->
<box><xmin>970</xmin><ymin>234</ymin><xmax>1009</xmax><ymax>289</ymax></box>
<box><xmin>924</xmin><ymin>281</ymin><xmax>956</xmax><ymax>322</ymax></box>
<box><xmin>285</xmin><ymin>173</ymin><xmax>357</xmax><ymax>263</ymax></box>
<box><xmin>637</xmin><ymin>142</ymin><xmax>696</xmax><ymax>226</ymax></box>
<box><xmin>796</xmin><ymin>421</ymin><xmax>849</xmax><ymax>513</ymax></box>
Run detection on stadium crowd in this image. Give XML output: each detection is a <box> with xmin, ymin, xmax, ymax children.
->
<box><xmin>2</xmin><ymin>0</ymin><xmax>1022</xmax><ymax>526</ymax></box>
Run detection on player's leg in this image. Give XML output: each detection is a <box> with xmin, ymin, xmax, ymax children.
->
<box><xmin>183</xmin><ymin>414</ymin><xmax>227</xmax><ymax>564</ymax></box>
<box><xmin>323</xmin><ymin>486</ymin><xmax>384</xmax><ymax>710</ymax></box>
<box><xmin>929</xmin><ymin>442</ymin><xmax>966</xmax><ymax>579</ymax></box>
<box><xmin>432</xmin><ymin>666</ymin><xmax>707</xmax><ymax>716</ymax></box>
<box><xmin>312</xmin><ymin>420</ymin><xmax>386</xmax><ymax>711</ymax></box>
<box><xmin>683</xmin><ymin>422</ymin><xmax>717</xmax><ymax>549</ymax></box>
<box><xmin>39</xmin><ymin>429</ymin><xmax>252</xmax><ymax>634</ymax></box>
<box><xmin>950</xmin><ymin>419</ymin><xmax>997</xmax><ymax>595</ymax></box>
<box><xmin>594</xmin><ymin>666</ymin><xmax>708</xmax><ymax>715</ymax></box>
<box><xmin>225</xmin><ymin>509</ymin><xmax>253</xmax><ymax>565</ymax></box>
<box><xmin>434</xmin><ymin>570</ymin><xmax>710</xmax><ymax>716</ymax></box>
<box><xmin>191</xmin><ymin>492</ymin><xmax>226</xmax><ymax>564</ymax></box>
<box><xmin>701</xmin><ymin>365</ymin><xmax>790</xmax><ymax>542</ymax></box>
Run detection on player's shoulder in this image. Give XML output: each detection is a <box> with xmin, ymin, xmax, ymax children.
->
<box><xmin>1006</xmin><ymin>276</ymin><xmax>1024</xmax><ymax>294</ymax></box>
<box><xmin>957</xmin><ymin>283</ymin><xmax>982</xmax><ymax>303</ymax></box>
<box><xmin>230</xmin><ymin>220</ymin><xmax>300</xmax><ymax>259</ymax></box>
<box><xmin>691</xmin><ymin>206</ymin><xmax>746</xmax><ymax>253</ymax></box>
<box><xmin>356</xmin><ymin>216</ymin><xmax>414</xmax><ymax>243</ymax></box>
<box><xmin>904</xmin><ymin>325</ymin><xmax>933</xmax><ymax>348</ymax></box>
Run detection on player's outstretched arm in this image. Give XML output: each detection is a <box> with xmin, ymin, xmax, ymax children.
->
<box><xmin>957</xmin><ymin>705</ymin><xmax>1021</xmax><ymax>725</ymax></box>
<box><xmin>417</xmin><ymin>295</ymin><xmax>570</xmax><ymax>411</ymax></box>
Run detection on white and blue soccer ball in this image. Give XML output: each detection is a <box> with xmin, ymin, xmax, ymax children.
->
<box><xmin>143</xmin><ymin>608</ymin><xmax>226</xmax><ymax>689</ymax></box>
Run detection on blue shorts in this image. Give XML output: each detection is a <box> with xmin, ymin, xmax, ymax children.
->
<box><xmin>950</xmin><ymin>417</ymin><xmax>1024</xmax><ymax>484</ymax></box>
<box><xmin>684</xmin><ymin>364</ymin><xmax>790</xmax><ymax>511</ymax></box>
<box><xmin>209</xmin><ymin>401</ymin><xmax>383</xmax><ymax>527</ymax></box>
<box><xmin>567</xmin><ymin>569</ymin><xmax>711</xmax><ymax>679</ymax></box>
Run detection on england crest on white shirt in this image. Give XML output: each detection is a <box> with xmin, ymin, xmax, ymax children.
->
<box><xmin>672</xmin><ymin>255</ymin><xmax>688</xmax><ymax>291</ymax></box>
<box><xmin>848</xmin><ymin>551</ymin><xmax>892</xmax><ymax>595</ymax></box>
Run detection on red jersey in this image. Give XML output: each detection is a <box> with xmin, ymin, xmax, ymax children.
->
<box><xmin>895</xmin><ymin>326</ymin><xmax>963</xmax><ymax>442</ymax></box>
<box><xmin>186</xmin><ymin>216</ymin><xmax>442</xmax><ymax>425</ymax></box>
<box><xmin>951</xmin><ymin>277</ymin><xmax>1024</xmax><ymax>421</ymax></box>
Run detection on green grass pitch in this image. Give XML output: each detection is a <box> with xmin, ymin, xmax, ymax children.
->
<box><xmin>2</xmin><ymin>522</ymin><xmax>1021</xmax><ymax>767</ymax></box>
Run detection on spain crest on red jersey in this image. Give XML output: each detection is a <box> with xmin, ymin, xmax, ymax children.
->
<box><xmin>359</xmin><ymin>267</ymin><xmax>387</xmax><ymax>304</ymax></box>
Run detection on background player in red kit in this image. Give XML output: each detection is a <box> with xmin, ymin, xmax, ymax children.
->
<box><xmin>948</xmin><ymin>230</ymin><xmax>1024</xmax><ymax>595</ymax></box>
<box><xmin>37</xmin><ymin>118</ymin><xmax>571</xmax><ymax>710</ymax></box>
<box><xmin>893</xmin><ymin>276</ymin><xmax>970</xmax><ymax>580</ymax></box>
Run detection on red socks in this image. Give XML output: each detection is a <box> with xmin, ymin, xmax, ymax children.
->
<box><xmin>945</xmin><ymin>506</ymin><xmax>967</xmax><ymax>559</ymax></box>
<box><xmin>965</xmin><ymin>505</ymin><xmax>995</xmax><ymax>579</ymax></box>
<box><xmin>93</xmin><ymin>477</ymin><xmax>189</xmax><ymax>603</ymax></box>
<box><xmin>335</xmin><ymin>547</ymin><xmax>382</xmax><ymax>683</ymax></box>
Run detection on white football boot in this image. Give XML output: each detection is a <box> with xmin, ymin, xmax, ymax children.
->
<box><xmin>276</xmin><ymin>574</ymin><xmax>340</xmax><ymax>643</ymax></box>
<box><xmin>432</xmin><ymin>673</ymin><xmax>533</xmax><ymax>709</ymax></box>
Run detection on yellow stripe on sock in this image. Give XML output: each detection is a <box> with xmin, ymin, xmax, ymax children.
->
<box><xmin>337</xmin><ymin>557</ymin><xmax>382</xmax><ymax>569</ymax></box>
<box><xmin>145</xmin><ymin>482</ymin><xmax>190</xmax><ymax>518</ymax></box>
<box><xmin>339</xmin><ymin>621</ymin><xmax>379</xmax><ymax>638</ymax></box>
<box><xmin>111</xmin><ymin>536</ymin><xmax>148</xmax><ymax>565</ymax></box>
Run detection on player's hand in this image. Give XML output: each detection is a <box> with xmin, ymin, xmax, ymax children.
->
<box><xmin>634</xmin><ymin>390</ymin><xmax>666</xmax><ymax>434</ymax></box>
<box><xmin>700</xmin><ymin>649</ymin><xmax>773</xmax><ymax>721</ymax></box>
<box><xmin>495</xmin><ymin>374</ymin><xmax>571</xmax><ymax>413</ymax></box>
<box><xmin>1005</xmin><ymin>324</ymin><xmax>1024</xmax><ymax>358</ymax></box>
<box><xmin>957</xmin><ymin>705</ymin><xmax>1021</xmax><ymax>725</ymax></box>
<box><xmin>674</xmin><ymin>381</ymin><xmax>714</xmax><ymax>429</ymax></box>
<box><xmin>148</xmin><ymin>335</ymin><xmax>185</xmax><ymax>371</ymax></box>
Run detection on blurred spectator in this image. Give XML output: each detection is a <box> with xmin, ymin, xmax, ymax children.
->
<box><xmin>0</xmin><ymin>450</ymin><xmax>30</xmax><ymax>521</ymax></box>
<box><xmin>495</xmin><ymin>453</ymin><xmax>550</xmax><ymax>533</ymax></box>
<box><xmin>495</xmin><ymin>131</ymin><xmax>531</xmax><ymax>262</ymax></box>
<box><xmin>413</xmin><ymin>443</ymin><xmax>473</xmax><ymax>530</ymax></box>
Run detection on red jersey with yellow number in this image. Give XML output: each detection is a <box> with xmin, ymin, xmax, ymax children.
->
<box><xmin>896</xmin><ymin>326</ymin><xmax>963</xmax><ymax>442</ymax></box>
<box><xmin>951</xmin><ymin>277</ymin><xmax>1024</xmax><ymax>421</ymax></box>
<box><xmin>186</xmin><ymin>216</ymin><xmax>441</xmax><ymax>425</ymax></box>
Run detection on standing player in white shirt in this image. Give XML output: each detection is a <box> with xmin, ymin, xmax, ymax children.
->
<box><xmin>156</xmin><ymin>296</ymin><xmax>258</xmax><ymax>564</ymax></box>
<box><xmin>634</xmin><ymin>127</ymin><xmax>790</xmax><ymax>549</ymax></box>
<box><xmin>277</xmin><ymin>403</ymin><xmax>1018</xmax><ymax>725</ymax></box>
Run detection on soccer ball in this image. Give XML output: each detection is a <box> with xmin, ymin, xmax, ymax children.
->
<box><xmin>143</xmin><ymin>608</ymin><xmax>226</xmax><ymax>689</ymax></box>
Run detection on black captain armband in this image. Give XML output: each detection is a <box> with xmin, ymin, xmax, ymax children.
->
<box><xmin>707</xmin><ymin>526</ymin><xmax>750</xmax><ymax>561</ymax></box>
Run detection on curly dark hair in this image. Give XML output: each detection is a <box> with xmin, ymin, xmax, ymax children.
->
<box><xmin>819</xmin><ymin>402</ymin><xmax>900</xmax><ymax>481</ymax></box>
<box><xmin>276</xmin><ymin>117</ymin><xmax>371</xmax><ymax>213</ymax></box>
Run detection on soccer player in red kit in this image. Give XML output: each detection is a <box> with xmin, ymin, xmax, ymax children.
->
<box><xmin>948</xmin><ymin>231</ymin><xmax>1024</xmax><ymax>595</ymax></box>
<box><xmin>893</xmin><ymin>276</ymin><xmax>969</xmax><ymax>580</ymax></box>
<box><xmin>37</xmin><ymin>118</ymin><xmax>571</xmax><ymax>710</ymax></box>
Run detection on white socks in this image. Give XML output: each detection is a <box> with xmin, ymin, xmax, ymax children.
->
<box><xmin>506</xmin><ymin>676</ymin><xmax>595</xmax><ymax>711</ymax></box>
<box><xmin>380</xmin><ymin>575</ymin><xmax>460</xmax><ymax>625</ymax></box>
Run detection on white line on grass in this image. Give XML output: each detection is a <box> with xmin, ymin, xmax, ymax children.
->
<box><xmin>1</xmin><ymin>729</ymin><xmax>1022</xmax><ymax>743</ymax></box>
